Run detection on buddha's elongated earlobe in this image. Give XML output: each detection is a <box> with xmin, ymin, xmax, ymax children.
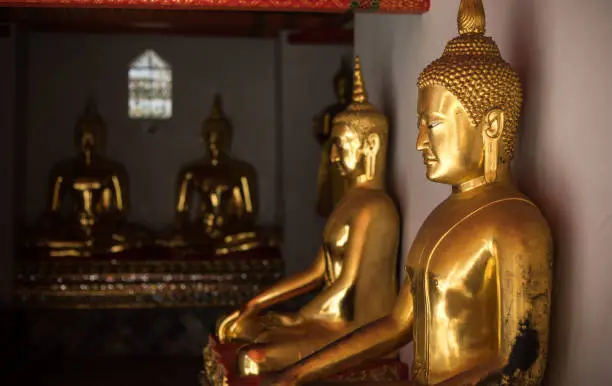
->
<box><xmin>483</xmin><ymin>109</ymin><xmax>504</xmax><ymax>183</ymax></box>
<box><xmin>364</xmin><ymin>133</ymin><xmax>380</xmax><ymax>180</ymax></box>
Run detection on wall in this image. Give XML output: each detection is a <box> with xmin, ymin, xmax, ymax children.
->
<box><xmin>355</xmin><ymin>0</ymin><xmax>612</xmax><ymax>384</ymax></box>
<box><xmin>25</xmin><ymin>33</ymin><xmax>278</xmax><ymax>229</ymax></box>
<box><xmin>279</xmin><ymin>32</ymin><xmax>352</xmax><ymax>274</ymax></box>
<box><xmin>0</xmin><ymin>24</ymin><xmax>17</xmax><ymax>305</ymax></box>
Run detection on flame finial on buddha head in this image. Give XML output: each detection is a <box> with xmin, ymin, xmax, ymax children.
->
<box><xmin>332</xmin><ymin>56</ymin><xmax>387</xmax><ymax>137</ymax></box>
<box><xmin>202</xmin><ymin>94</ymin><xmax>232</xmax><ymax>154</ymax></box>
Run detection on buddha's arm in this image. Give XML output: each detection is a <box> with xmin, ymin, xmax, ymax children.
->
<box><xmin>175</xmin><ymin>171</ymin><xmax>193</xmax><ymax>223</ymax></box>
<box><xmin>111</xmin><ymin>173</ymin><xmax>128</xmax><ymax>212</ymax></box>
<box><xmin>276</xmin><ymin>280</ymin><xmax>414</xmax><ymax>386</ymax></box>
<box><xmin>218</xmin><ymin>248</ymin><xmax>327</xmax><ymax>341</ymax></box>
<box><xmin>242</xmin><ymin>247</ymin><xmax>326</xmax><ymax>315</ymax></box>
<box><xmin>298</xmin><ymin>211</ymin><xmax>378</xmax><ymax>317</ymax></box>
<box><xmin>48</xmin><ymin>175</ymin><xmax>64</xmax><ymax>212</ymax></box>
<box><xmin>313</xmin><ymin>112</ymin><xmax>333</xmax><ymax>145</ymax></box>
<box><xmin>322</xmin><ymin>113</ymin><xmax>331</xmax><ymax>137</ymax></box>
<box><xmin>236</xmin><ymin>171</ymin><xmax>257</xmax><ymax>222</ymax></box>
<box><xmin>315</xmin><ymin>142</ymin><xmax>331</xmax><ymax>211</ymax></box>
<box><xmin>438</xmin><ymin>228</ymin><xmax>552</xmax><ymax>385</ymax></box>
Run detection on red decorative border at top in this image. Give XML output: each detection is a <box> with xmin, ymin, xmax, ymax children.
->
<box><xmin>0</xmin><ymin>0</ymin><xmax>430</xmax><ymax>14</ymax></box>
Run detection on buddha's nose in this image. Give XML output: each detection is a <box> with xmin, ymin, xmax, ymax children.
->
<box><xmin>416</xmin><ymin>127</ymin><xmax>429</xmax><ymax>151</ymax></box>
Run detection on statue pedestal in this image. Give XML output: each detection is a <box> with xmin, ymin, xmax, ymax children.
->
<box><xmin>202</xmin><ymin>336</ymin><xmax>409</xmax><ymax>386</ymax></box>
<box><xmin>15</xmin><ymin>246</ymin><xmax>283</xmax><ymax>309</ymax></box>
<box><xmin>9</xmin><ymin>247</ymin><xmax>284</xmax><ymax>368</ymax></box>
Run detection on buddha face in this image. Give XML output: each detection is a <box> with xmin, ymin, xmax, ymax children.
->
<box><xmin>80</xmin><ymin>130</ymin><xmax>97</xmax><ymax>153</ymax></box>
<box><xmin>206</xmin><ymin>130</ymin><xmax>219</xmax><ymax>152</ymax></box>
<box><xmin>417</xmin><ymin>85</ymin><xmax>484</xmax><ymax>185</ymax></box>
<box><xmin>330</xmin><ymin>124</ymin><xmax>363</xmax><ymax>177</ymax></box>
<box><xmin>205</xmin><ymin>128</ymin><xmax>229</xmax><ymax>156</ymax></box>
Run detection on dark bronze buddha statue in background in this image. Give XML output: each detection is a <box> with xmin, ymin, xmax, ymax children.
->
<box><xmin>313</xmin><ymin>58</ymin><xmax>353</xmax><ymax>218</ymax></box>
<box><xmin>157</xmin><ymin>95</ymin><xmax>278</xmax><ymax>255</ymax></box>
<box><xmin>28</xmin><ymin>98</ymin><xmax>151</xmax><ymax>257</ymax></box>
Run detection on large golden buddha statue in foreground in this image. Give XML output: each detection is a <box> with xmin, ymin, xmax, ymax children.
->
<box><xmin>313</xmin><ymin>58</ymin><xmax>352</xmax><ymax>218</ymax></box>
<box><xmin>30</xmin><ymin>99</ymin><xmax>150</xmax><ymax>257</ymax></box>
<box><xmin>214</xmin><ymin>57</ymin><xmax>400</xmax><ymax>375</ymax></box>
<box><xmin>158</xmin><ymin>96</ymin><xmax>273</xmax><ymax>255</ymax></box>
<box><xmin>266</xmin><ymin>1</ymin><xmax>553</xmax><ymax>385</ymax></box>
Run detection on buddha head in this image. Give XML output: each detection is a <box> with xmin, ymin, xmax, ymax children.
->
<box><xmin>202</xmin><ymin>95</ymin><xmax>232</xmax><ymax>159</ymax></box>
<box><xmin>75</xmin><ymin>97</ymin><xmax>106</xmax><ymax>156</ymax></box>
<box><xmin>330</xmin><ymin>56</ymin><xmax>388</xmax><ymax>184</ymax></box>
<box><xmin>333</xmin><ymin>57</ymin><xmax>353</xmax><ymax>104</ymax></box>
<box><xmin>417</xmin><ymin>0</ymin><xmax>522</xmax><ymax>186</ymax></box>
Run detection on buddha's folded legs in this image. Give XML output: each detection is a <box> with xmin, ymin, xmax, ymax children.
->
<box><xmin>237</xmin><ymin>331</ymin><xmax>343</xmax><ymax>375</ymax></box>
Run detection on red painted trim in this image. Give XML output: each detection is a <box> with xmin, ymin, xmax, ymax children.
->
<box><xmin>288</xmin><ymin>28</ymin><xmax>353</xmax><ymax>45</ymax></box>
<box><xmin>0</xmin><ymin>0</ymin><xmax>430</xmax><ymax>14</ymax></box>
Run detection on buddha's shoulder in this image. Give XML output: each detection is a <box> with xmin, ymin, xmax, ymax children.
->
<box><xmin>478</xmin><ymin>195</ymin><xmax>551</xmax><ymax>242</ymax></box>
<box><xmin>91</xmin><ymin>155</ymin><xmax>125</xmax><ymax>170</ymax></box>
<box><xmin>228</xmin><ymin>159</ymin><xmax>257</xmax><ymax>177</ymax></box>
<box><xmin>49</xmin><ymin>157</ymin><xmax>76</xmax><ymax>174</ymax></box>
<box><xmin>178</xmin><ymin>159</ymin><xmax>207</xmax><ymax>174</ymax></box>
<box><xmin>50</xmin><ymin>156</ymin><xmax>125</xmax><ymax>176</ymax></box>
<box><xmin>230</xmin><ymin>158</ymin><xmax>255</xmax><ymax>169</ymax></box>
<box><xmin>483</xmin><ymin>194</ymin><xmax>547</xmax><ymax>222</ymax></box>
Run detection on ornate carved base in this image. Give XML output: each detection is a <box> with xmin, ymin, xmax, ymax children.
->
<box><xmin>201</xmin><ymin>335</ymin><xmax>409</xmax><ymax>386</ymax></box>
<box><xmin>15</xmin><ymin>246</ymin><xmax>283</xmax><ymax>309</ymax></box>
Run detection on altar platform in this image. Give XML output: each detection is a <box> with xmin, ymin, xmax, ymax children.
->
<box><xmin>7</xmin><ymin>246</ymin><xmax>284</xmax><ymax>378</ymax></box>
<box><xmin>14</xmin><ymin>246</ymin><xmax>283</xmax><ymax>309</ymax></box>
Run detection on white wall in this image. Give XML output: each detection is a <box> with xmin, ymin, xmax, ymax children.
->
<box><xmin>279</xmin><ymin>32</ymin><xmax>352</xmax><ymax>274</ymax></box>
<box><xmin>0</xmin><ymin>24</ymin><xmax>17</xmax><ymax>305</ymax></box>
<box><xmin>355</xmin><ymin>0</ymin><xmax>612</xmax><ymax>384</ymax></box>
<box><xmin>26</xmin><ymin>33</ymin><xmax>278</xmax><ymax>229</ymax></box>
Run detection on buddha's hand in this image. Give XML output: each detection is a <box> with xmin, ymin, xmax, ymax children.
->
<box><xmin>217</xmin><ymin>306</ymin><xmax>263</xmax><ymax>343</ymax></box>
<box><xmin>215</xmin><ymin>310</ymin><xmax>241</xmax><ymax>342</ymax></box>
<box><xmin>230</xmin><ymin>309</ymin><xmax>266</xmax><ymax>342</ymax></box>
<box><xmin>263</xmin><ymin>312</ymin><xmax>304</xmax><ymax>328</ymax></box>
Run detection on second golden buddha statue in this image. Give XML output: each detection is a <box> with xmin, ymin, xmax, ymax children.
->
<box><xmin>157</xmin><ymin>95</ymin><xmax>276</xmax><ymax>255</ymax></box>
<box><xmin>313</xmin><ymin>58</ymin><xmax>352</xmax><ymax>218</ymax></box>
<box><xmin>265</xmin><ymin>1</ymin><xmax>553</xmax><ymax>385</ymax></box>
<box><xmin>212</xmin><ymin>57</ymin><xmax>400</xmax><ymax>376</ymax></box>
<box><xmin>28</xmin><ymin>98</ymin><xmax>151</xmax><ymax>258</ymax></box>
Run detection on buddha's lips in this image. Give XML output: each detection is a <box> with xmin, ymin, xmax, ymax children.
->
<box><xmin>422</xmin><ymin>153</ymin><xmax>437</xmax><ymax>165</ymax></box>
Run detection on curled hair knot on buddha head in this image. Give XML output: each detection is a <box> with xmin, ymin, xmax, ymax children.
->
<box><xmin>417</xmin><ymin>0</ymin><xmax>523</xmax><ymax>159</ymax></box>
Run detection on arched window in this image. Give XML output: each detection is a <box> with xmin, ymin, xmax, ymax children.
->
<box><xmin>128</xmin><ymin>50</ymin><xmax>172</xmax><ymax>119</ymax></box>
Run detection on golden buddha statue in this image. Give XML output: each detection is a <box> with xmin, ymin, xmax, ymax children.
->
<box><xmin>265</xmin><ymin>1</ymin><xmax>553</xmax><ymax>385</ymax></box>
<box><xmin>213</xmin><ymin>56</ymin><xmax>400</xmax><ymax>375</ymax></box>
<box><xmin>313</xmin><ymin>58</ymin><xmax>352</xmax><ymax>218</ymax></box>
<box><xmin>30</xmin><ymin>98</ymin><xmax>151</xmax><ymax>257</ymax></box>
<box><xmin>158</xmin><ymin>95</ymin><xmax>272</xmax><ymax>255</ymax></box>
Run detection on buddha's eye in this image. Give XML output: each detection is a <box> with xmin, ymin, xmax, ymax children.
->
<box><xmin>427</xmin><ymin>121</ymin><xmax>442</xmax><ymax>130</ymax></box>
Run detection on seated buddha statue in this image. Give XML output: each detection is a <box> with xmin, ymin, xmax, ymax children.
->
<box><xmin>157</xmin><ymin>95</ymin><xmax>275</xmax><ymax>255</ymax></box>
<box><xmin>213</xmin><ymin>56</ymin><xmax>400</xmax><ymax>376</ymax></box>
<box><xmin>313</xmin><ymin>58</ymin><xmax>352</xmax><ymax>218</ymax></box>
<box><xmin>30</xmin><ymin>98</ymin><xmax>151</xmax><ymax>257</ymax></box>
<box><xmin>265</xmin><ymin>1</ymin><xmax>553</xmax><ymax>385</ymax></box>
